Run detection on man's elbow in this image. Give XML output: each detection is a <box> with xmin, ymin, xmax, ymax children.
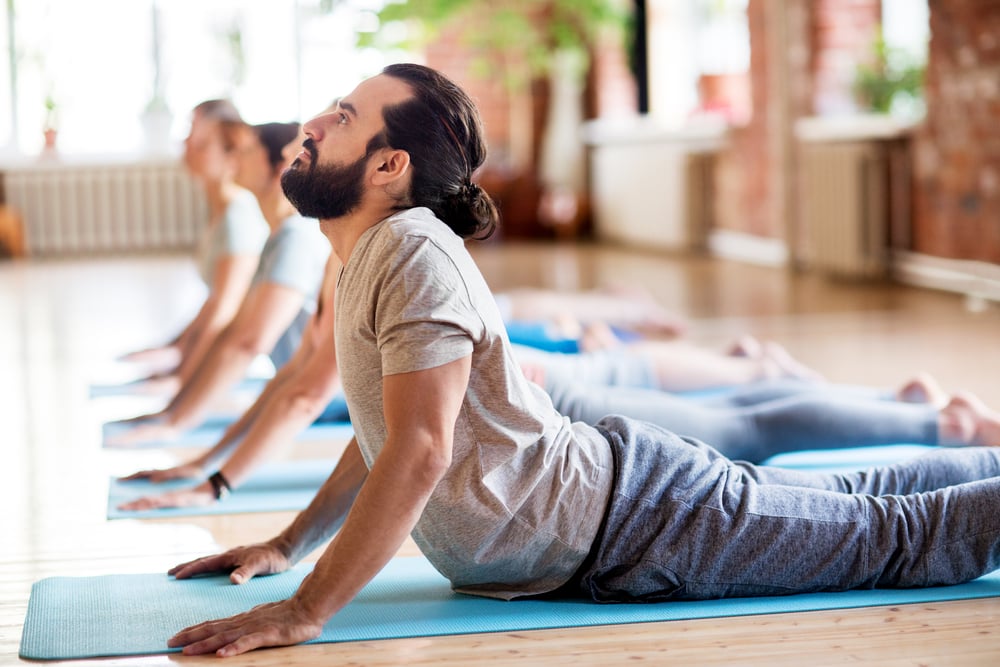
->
<box><xmin>414</xmin><ymin>438</ymin><xmax>453</xmax><ymax>484</ymax></box>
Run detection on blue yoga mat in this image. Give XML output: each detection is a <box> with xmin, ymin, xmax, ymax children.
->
<box><xmin>20</xmin><ymin>555</ymin><xmax>1000</xmax><ymax>661</ymax></box>
<box><xmin>764</xmin><ymin>443</ymin><xmax>935</xmax><ymax>472</ymax></box>
<box><xmin>108</xmin><ymin>458</ymin><xmax>339</xmax><ymax>519</ymax></box>
<box><xmin>90</xmin><ymin>376</ymin><xmax>269</xmax><ymax>399</ymax></box>
<box><xmin>102</xmin><ymin>419</ymin><xmax>354</xmax><ymax>449</ymax></box>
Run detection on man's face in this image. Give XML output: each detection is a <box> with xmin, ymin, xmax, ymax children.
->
<box><xmin>281</xmin><ymin>141</ymin><xmax>370</xmax><ymax>219</ymax></box>
<box><xmin>281</xmin><ymin>75</ymin><xmax>413</xmax><ymax>219</ymax></box>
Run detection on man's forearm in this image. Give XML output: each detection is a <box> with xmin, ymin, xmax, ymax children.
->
<box><xmin>285</xmin><ymin>433</ymin><xmax>449</xmax><ymax>623</ymax></box>
<box><xmin>274</xmin><ymin>438</ymin><xmax>369</xmax><ymax>564</ymax></box>
<box><xmin>218</xmin><ymin>386</ymin><xmax>332</xmax><ymax>488</ymax></box>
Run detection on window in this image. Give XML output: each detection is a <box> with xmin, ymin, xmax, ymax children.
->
<box><xmin>1</xmin><ymin>0</ymin><xmax>394</xmax><ymax>156</ymax></box>
<box><xmin>645</xmin><ymin>0</ymin><xmax>750</xmax><ymax>128</ymax></box>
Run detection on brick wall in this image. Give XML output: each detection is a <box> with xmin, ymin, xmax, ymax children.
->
<box><xmin>423</xmin><ymin>7</ymin><xmax>637</xmax><ymax>239</ymax></box>
<box><xmin>912</xmin><ymin>0</ymin><xmax>1000</xmax><ymax>262</ymax></box>
<box><xmin>714</xmin><ymin>0</ymin><xmax>881</xmax><ymax>241</ymax></box>
<box><xmin>811</xmin><ymin>0</ymin><xmax>882</xmax><ymax>114</ymax></box>
<box><xmin>713</xmin><ymin>0</ymin><xmax>785</xmax><ymax>238</ymax></box>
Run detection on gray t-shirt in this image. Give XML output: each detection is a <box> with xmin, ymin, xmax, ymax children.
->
<box><xmin>253</xmin><ymin>213</ymin><xmax>329</xmax><ymax>368</ymax></box>
<box><xmin>194</xmin><ymin>189</ymin><xmax>269</xmax><ymax>286</ymax></box>
<box><xmin>336</xmin><ymin>207</ymin><xmax>613</xmax><ymax>600</ymax></box>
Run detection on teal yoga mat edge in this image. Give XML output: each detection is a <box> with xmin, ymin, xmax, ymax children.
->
<box><xmin>19</xmin><ymin>557</ymin><xmax>1000</xmax><ymax>661</ymax></box>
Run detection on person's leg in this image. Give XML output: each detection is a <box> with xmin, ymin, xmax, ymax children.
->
<box><xmin>690</xmin><ymin>378</ymin><xmax>892</xmax><ymax>408</ymax></box>
<box><xmin>578</xmin><ymin>416</ymin><xmax>1000</xmax><ymax>602</ymax></box>
<box><xmin>544</xmin><ymin>377</ymin><xmax>939</xmax><ymax>462</ymax></box>
<box><xmin>514</xmin><ymin>344</ymin><xmax>660</xmax><ymax>390</ymax></box>
<box><xmin>692</xmin><ymin>374</ymin><xmax>948</xmax><ymax>409</ymax></box>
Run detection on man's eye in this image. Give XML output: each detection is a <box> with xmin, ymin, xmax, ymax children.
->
<box><xmin>338</xmin><ymin>113</ymin><xmax>348</xmax><ymax>125</ymax></box>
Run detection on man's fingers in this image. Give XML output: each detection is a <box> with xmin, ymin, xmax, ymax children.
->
<box><xmin>181</xmin><ymin>628</ymin><xmax>248</xmax><ymax>656</ymax></box>
<box><xmin>168</xmin><ymin>553</ymin><xmax>233</xmax><ymax>578</ymax></box>
<box><xmin>169</xmin><ymin>619</ymin><xmax>239</xmax><ymax>652</ymax></box>
<box><xmin>230</xmin><ymin>565</ymin><xmax>257</xmax><ymax>585</ymax></box>
<box><xmin>216</xmin><ymin>631</ymin><xmax>272</xmax><ymax>657</ymax></box>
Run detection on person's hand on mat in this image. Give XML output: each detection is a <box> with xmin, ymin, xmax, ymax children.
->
<box><xmin>117</xmin><ymin>345</ymin><xmax>180</xmax><ymax>367</ymax></box>
<box><xmin>167</xmin><ymin>598</ymin><xmax>322</xmax><ymax>657</ymax></box>
<box><xmin>117</xmin><ymin>483</ymin><xmax>215</xmax><ymax>511</ymax></box>
<box><xmin>168</xmin><ymin>541</ymin><xmax>291</xmax><ymax>585</ymax></box>
<box><xmin>119</xmin><ymin>461</ymin><xmax>204</xmax><ymax>483</ymax></box>
<box><xmin>125</xmin><ymin>373</ymin><xmax>181</xmax><ymax>397</ymax></box>
<box><xmin>105</xmin><ymin>416</ymin><xmax>181</xmax><ymax>448</ymax></box>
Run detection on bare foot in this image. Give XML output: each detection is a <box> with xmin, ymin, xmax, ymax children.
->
<box><xmin>728</xmin><ymin>335</ymin><xmax>763</xmax><ymax>359</ymax></box>
<box><xmin>578</xmin><ymin>322</ymin><xmax>624</xmax><ymax>353</ymax></box>
<box><xmin>939</xmin><ymin>391</ymin><xmax>1000</xmax><ymax>447</ymax></box>
<box><xmin>896</xmin><ymin>372</ymin><xmax>948</xmax><ymax>407</ymax></box>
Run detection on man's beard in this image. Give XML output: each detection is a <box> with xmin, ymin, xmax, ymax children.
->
<box><xmin>281</xmin><ymin>150</ymin><xmax>368</xmax><ymax>220</ymax></box>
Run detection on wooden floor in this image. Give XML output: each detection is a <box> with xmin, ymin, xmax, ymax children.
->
<box><xmin>4</xmin><ymin>241</ymin><xmax>1000</xmax><ymax>666</ymax></box>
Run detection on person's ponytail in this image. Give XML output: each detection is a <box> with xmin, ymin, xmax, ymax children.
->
<box><xmin>381</xmin><ymin>64</ymin><xmax>500</xmax><ymax>240</ymax></box>
<box><xmin>439</xmin><ymin>181</ymin><xmax>499</xmax><ymax>240</ymax></box>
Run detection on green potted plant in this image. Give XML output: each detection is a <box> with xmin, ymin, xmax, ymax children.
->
<box><xmin>854</xmin><ymin>27</ymin><xmax>925</xmax><ymax>117</ymax></box>
<box><xmin>358</xmin><ymin>0</ymin><xmax>628</xmax><ymax>236</ymax></box>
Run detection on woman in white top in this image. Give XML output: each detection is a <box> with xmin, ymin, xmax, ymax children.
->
<box><xmin>120</xmin><ymin>100</ymin><xmax>269</xmax><ymax>389</ymax></box>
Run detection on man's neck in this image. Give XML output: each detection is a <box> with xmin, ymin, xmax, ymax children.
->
<box><xmin>320</xmin><ymin>204</ymin><xmax>403</xmax><ymax>265</ymax></box>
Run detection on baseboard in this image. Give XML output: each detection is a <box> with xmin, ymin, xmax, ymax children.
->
<box><xmin>892</xmin><ymin>250</ymin><xmax>1000</xmax><ymax>307</ymax></box>
<box><xmin>707</xmin><ymin>230</ymin><xmax>789</xmax><ymax>267</ymax></box>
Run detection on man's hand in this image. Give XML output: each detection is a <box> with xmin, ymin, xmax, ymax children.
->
<box><xmin>169</xmin><ymin>542</ymin><xmax>291</xmax><ymax>585</ymax></box>
<box><xmin>167</xmin><ymin>599</ymin><xmax>323</xmax><ymax>657</ymax></box>
<box><xmin>119</xmin><ymin>462</ymin><xmax>204</xmax><ymax>483</ymax></box>
<box><xmin>116</xmin><ymin>483</ymin><xmax>215</xmax><ymax>512</ymax></box>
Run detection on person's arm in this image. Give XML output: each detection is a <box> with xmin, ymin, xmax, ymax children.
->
<box><xmin>117</xmin><ymin>315</ymin><xmax>341</xmax><ymax>510</ymax></box>
<box><xmin>167</xmin><ymin>355</ymin><xmax>470</xmax><ymax>657</ymax></box>
<box><xmin>116</xmin><ymin>341</ymin><xmax>307</xmax><ymax>485</ymax></box>
<box><xmin>105</xmin><ymin>281</ymin><xmax>307</xmax><ymax>446</ymax></box>
<box><xmin>173</xmin><ymin>253</ymin><xmax>260</xmax><ymax>383</ymax></box>
<box><xmin>160</xmin><ymin>434</ymin><xmax>367</xmax><ymax>595</ymax></box>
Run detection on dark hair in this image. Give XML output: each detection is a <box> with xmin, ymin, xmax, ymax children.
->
<box><xmin>253</xmin><ymin>122</ymin><xmax>301</xmax><ymax>174</ymax></box>
<box><xmin>378</xmin><ymin>63</ymin><xmax>498</xmax><ymax>240</ymax></box>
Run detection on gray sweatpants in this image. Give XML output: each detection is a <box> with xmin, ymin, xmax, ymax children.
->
<box><xmin>572</xmin><ymin>415</ymin><xmax>1000</xmax><ymax>602</ymax></box>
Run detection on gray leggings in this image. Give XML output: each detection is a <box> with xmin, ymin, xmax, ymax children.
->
<box><xmin>544</xmin><ymin>377</ymin><xmax>939</xmax><ymax>463</ymax></box>
<box><xmin>573</xmin><ymin>415</ymin><xmax>1000</xmax><ymax>601</ymax></box>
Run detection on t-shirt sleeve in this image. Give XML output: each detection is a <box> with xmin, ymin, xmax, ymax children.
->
<box><xmin>259</xmin><ymin>222</ymin><xmax>325</xmax><ymax>296</ymax></box>
<box><xmin>376</xmin><ymin>235</ymin><xmax>482</xmax><ymax>376</ymax></box>
<box><xmin>219</xmin><ymin>193</ymin><xmax>268</xmax><ymax>256</ymax></box>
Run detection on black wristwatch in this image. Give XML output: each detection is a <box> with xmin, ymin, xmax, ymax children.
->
<box><xmin>208</xmin><ymin>471</ymin><xmax>232</xmax><ymax>501</ymax></box>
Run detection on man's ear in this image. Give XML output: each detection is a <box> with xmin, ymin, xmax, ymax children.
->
<box><xmin>371</xmin><ymin>148</ymin><xmax>410</xmax><ymax>186</ymax></box>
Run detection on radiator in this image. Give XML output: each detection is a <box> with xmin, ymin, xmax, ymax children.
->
<box><xmin>584</xmin><ymin>121</ymin><xmax>723</xmax><ymax>252</ymax></box>
<box><xmin>1</xmin><ymin>160</ymin><xmax>207</xmax><ymax>256</ymax></box>
<box><xmin>799</xmin><ymin>141</ymin><xmax>889</xmax><ymax>278</ymax></box>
